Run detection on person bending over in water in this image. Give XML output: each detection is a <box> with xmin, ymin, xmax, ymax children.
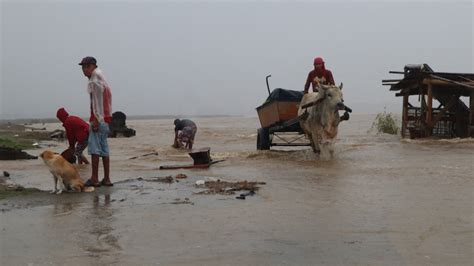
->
<box><xmin>172</xmin><ymin>119</ymin><xmax>197</xmax><ymax>149</ymax></box>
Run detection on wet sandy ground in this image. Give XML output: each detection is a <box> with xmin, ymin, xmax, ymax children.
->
<box><xmin>1</xmin><ymin>115</ymin><xmax>473</xmax><ymax>265</ymax></box>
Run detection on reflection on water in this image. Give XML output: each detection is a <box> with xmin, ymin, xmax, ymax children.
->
<box><xmin>53</xmin><ymin>202</ymin><xmax>74</xmax><ymax>217</ymax></box>
<box><xmin>81</xmin><ymin>192</ymin><xmax>122</xmax><ymax>258</ymax></box>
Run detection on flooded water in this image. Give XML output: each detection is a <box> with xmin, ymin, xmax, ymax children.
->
<box><xmin>1</xmin><ymin>114</ymin><xmax>473</xmax><ymax>265</ymax></box>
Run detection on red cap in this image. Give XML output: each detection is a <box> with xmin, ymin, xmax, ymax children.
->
<box><xmin>314</xmin><ymin>57</ymin><xmax>324</xmax><ymax>65</ymax></box>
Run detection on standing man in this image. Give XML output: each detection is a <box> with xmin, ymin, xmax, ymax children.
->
<box><xmin>304</xmin><ymin>57</ymin><xmax>335</xmax><ymax>94</ymax></box>
<box><xmin>79</xmin><ymin>56</ymin><xmax>113</xmax><ymax>187</ymax></box>
<box><xmin>56</xmin><ymin>107</ymin><xmax>90</xmax><ymax>164</ymax></box>
<box><xmin>173</xmin><ymin>119</ymin><xmax>197</xmax><ymax>149</ymax></box>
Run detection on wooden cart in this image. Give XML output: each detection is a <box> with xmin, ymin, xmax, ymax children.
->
<box><xmin>255</xmin><ymin>75</ymin><xmax>310</xmax><ymax>150</ymax></box>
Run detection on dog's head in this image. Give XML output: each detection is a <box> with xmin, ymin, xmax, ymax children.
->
<box><xmin>39</xmin><ymin>150</ymin><xmax>56</xmax><ymax>161</ymax></box>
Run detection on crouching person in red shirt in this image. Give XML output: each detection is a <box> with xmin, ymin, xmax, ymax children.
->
<box><xmin>56</xmin><ymin>107</ymin><xmax>90</xmax><ymax>164</ymax></box>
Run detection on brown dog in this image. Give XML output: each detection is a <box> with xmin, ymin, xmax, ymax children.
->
<box><xmin>39</xmin><ymin>150</ymin><xmax>94</xmax><ymax>194</ymax></box>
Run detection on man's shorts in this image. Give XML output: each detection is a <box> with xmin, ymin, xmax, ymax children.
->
<box><xmin>88</xmin><ymin>122</ymin><xmax>110</xmax><ymax>157</ymax></box>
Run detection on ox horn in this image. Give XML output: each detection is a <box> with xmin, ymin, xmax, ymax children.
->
<box><xmin>339</xmin><ymin>82</ymin><xmax>343</xmax><ymax>90</ymax></box>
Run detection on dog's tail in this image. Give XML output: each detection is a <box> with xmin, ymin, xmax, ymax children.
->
<box><xmin>82</xmin><ymin>187</ymin><xmax>95</xmax><ymax>193</ymax></box>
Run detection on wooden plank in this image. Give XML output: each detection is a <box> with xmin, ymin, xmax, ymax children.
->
<box><xmin>426</xmin><ymin>83</ymin><xmax>433</xmax><ymax>130</ymax></box>
<box><xmin>159</xmin><ymin>164</ymin><xmax>210</xmax><ymax>170</ymax></box>
<box><xmin>420</xmin><ymin>91</ymin><xmax>428</xmax><ymax>134</ymax></box>
<box><xmin>420</xmin><ymin>92</ymin><xmax>427</xmax><ymax>113</ymax></box>
<box><xmin>402</xmin><ymin>95</ymin><xmax>408</xmax><ymax>138</ymax></box>
<box><xmin>470</xmin><ymin>92</ymin><xmax>474</xmax><ymax>136</ymax></box>
<box><xmin>257</xmin><ymin>102</ymin><xmax>280</xmax><ymax>128</ymax></box>
<box><xmin>159</xmin><ymin>160</ymin><xmax>225</xmax><ymax>170</ymax></box>
<box><xmin>423</xmin><ymin>77</ymin><xmax>474</xmax><ymax>90</ymax></box>
<box><xmin>271</xmin><ymin>143</ymin><xmax>310</xmax><ymax>147</ymax></box>
<box><xmin>458</xmin><ymin>76</ymin><xmax>474</xmax><ymax>83</ymax></box>
<box><xmin>257</xmin><ymin>101</ymin><xmax>299</xmax><ymax>128</ymax></box>
<box><xmin>430</xmin><ymin>74</ymin><xmax>474</xmax><ymax>88</ymax></box>
<box><xmin>277</xmin><ymin>102</ymin><xmax>300</xmax><ymax>122</ymax></box>
<box><xmin>432</xmin><ymin>96</ymin><xmax>457</xmax><ymax>125</ymax></box>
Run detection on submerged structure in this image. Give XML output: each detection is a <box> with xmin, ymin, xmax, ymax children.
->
<box><xmin>383</xmin><ymin>64</ymin><xmax>474</xmax><ymax>139</ymax></box>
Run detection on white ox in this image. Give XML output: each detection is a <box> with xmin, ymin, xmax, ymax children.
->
<box><xmin>298</xmin><ymin>83</ymin><xmax>347</xmax><ymax>159</ymax></box>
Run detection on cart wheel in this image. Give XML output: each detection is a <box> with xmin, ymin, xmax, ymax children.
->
<box><xmin>257</xmin><ymin>128</ymin><xmax>270</xmax><ymax>150</ymax></box>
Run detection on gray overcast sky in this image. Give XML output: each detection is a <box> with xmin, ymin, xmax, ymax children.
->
<box><xmin>1</xmin><ymin>0</ymin><xmax>472</xmax><ymax>119</ymax></box>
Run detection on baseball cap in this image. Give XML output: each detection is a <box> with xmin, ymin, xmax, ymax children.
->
<box><xmin>78</xmin><ymin>56</ymin><xmax>97</xmax><ymax>65</ymax></box>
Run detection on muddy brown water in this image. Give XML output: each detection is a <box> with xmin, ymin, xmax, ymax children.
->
<box><xmin>0</xmin><ymin>115</ymin><xmax>473</xmax><ymax>265</ymax></box>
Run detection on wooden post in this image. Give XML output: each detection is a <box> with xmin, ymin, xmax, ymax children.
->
<box><xmin>470</xmin><ymin>92</ymin><xmax>474</xmax><ymax>137</ymax></box>
<box><xmin>420</xmin><ymin>90</ymin><xmax>426</xmax><ymax>127</ymax></box>
<box><xmin>426</xmin><ymin>83</ymin><xmax>433</xmax><ymax>136</ymax></box>
<box><xmin>402</xmin><ymin>94</ymin><xmax>408</xmax><ymax>138</ymax></box>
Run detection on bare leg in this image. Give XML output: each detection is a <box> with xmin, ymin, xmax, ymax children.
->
<box><xmin>101</xmin><ymin>156</ymin><xmax>112</xmax><ymax>185</ymax></box>
<box><xmin>90</xmin><ymin>154</ymin><xmax>100</xmax><ymax>184</ymax></box>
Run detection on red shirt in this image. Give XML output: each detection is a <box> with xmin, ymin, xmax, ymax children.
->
<box><xmin>304</xmin><ymin>69</ymin><xmax>335</xmax><ymax>93</ymax></box>
<box><xmin>64</xmin><ymin>116</ymin><xmax>89</xmax><ymax>146</ymax></box>
<box><xmin>57</xmin><ymin>108</ymin><xmax>89</xmax><ymax>147</ymax></box>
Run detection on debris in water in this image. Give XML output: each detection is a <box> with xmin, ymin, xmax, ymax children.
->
<box><xmin>0</xmin><ymin>147</ymin><xmax>38</xmax><ymax>160</ymax></box>
<box><xmin>50</xmin><ymin>129</ymin><xmax>65</xmax><ymax>139</ymax></box>
<box><xmin>171</xmin><ymin>198</ymin><xmax>194</xmax><ymax>205</ymax></box>
<box><xmin>3</xmin><ymin>171</ymin><xmax>10</xmax><ymax>177</ymax></box>
<box><xmin>147</xmin><ymin>176</ymin><xmax>174</xmax><ymax>183</ymax></box>
<box><xmin>129</xmin><ymin>152</ymin><xmax>159</xmax><ymax>160</ymax></box>
<box><xmin>175</xmin><ymin>174</ymin><xmax>187</xmax><ymax>179</ymax></box>
<box><xmin>236</xmin><ymin>190</ymin><xmax>256</xmax><ymax>200</ymax></box>
<box><xmin>118</xmin><ymin>176</ymin><xmax>174</xmax><ymax>184</ymax></box>
<box><xmin>195</xmin><ymin>180</ymin><xmax>266</xmax><ymax>195</ymax></box>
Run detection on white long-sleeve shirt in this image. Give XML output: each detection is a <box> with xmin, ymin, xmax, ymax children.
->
<box><xmin>88</xmin><ymin>68</ymin><xmax>112</xmax><ymax>123</ymax></box>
